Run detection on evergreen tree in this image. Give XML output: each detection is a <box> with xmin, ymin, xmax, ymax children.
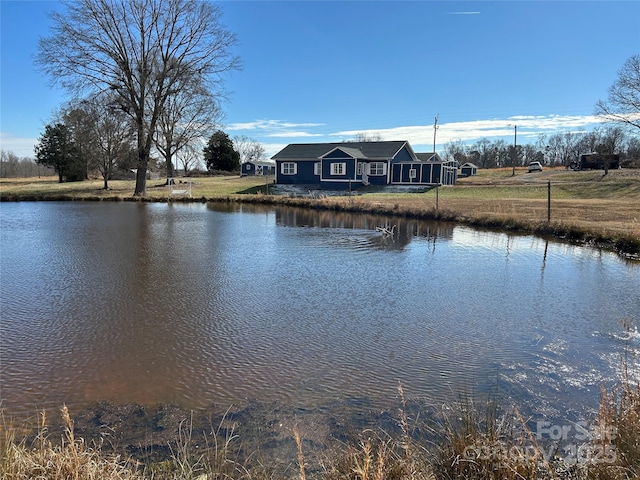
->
<box><xmin>204</xmin><ymin>130</ymin><xmax>240</xmax><ymax>172</ymax></box>
<box><xmin>34</xmin><ymin>122</ymin><xmax>85</xmax><ymax>182</ymax></box>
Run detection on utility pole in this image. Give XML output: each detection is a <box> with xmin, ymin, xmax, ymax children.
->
<box><xmin>434</xmin><ymin>114</ymin><xmax>440</xmax><ymax>213</ymax></box>
<box><xmin>433</xmin><ymin>114</ymin><xmax>439</xmax><ymax>155</ymax></box>
<box><xmin>512</xmin><ymin>125</ymin><xmax>517</xmax><ymax>176</ymax></box>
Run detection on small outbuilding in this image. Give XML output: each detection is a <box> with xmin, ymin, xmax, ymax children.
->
<box><xmin>460</xmin><ymin>162</ymin><xmax>478</xmax><ymax>177</ymax></box>
<box><xmin>241</xmin><ymin>160</ymin><xmax>276</xmax><ymax>176</ymax></box>
<box><xmin>577</xmin><ymin>153</ymin><xmax>620</xmax><ymax>171</ymax></box>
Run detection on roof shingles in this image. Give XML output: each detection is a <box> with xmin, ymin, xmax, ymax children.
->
<box><xmin>272</xmin><ymin>141</ymin><xmax>410</xmax><ymax>161</ymax></box>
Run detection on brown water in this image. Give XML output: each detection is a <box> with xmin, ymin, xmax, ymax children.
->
<box><xmin>1</xmin><ymin>201</ymin><xmax>638</xmax><ymax>420</ymax></box>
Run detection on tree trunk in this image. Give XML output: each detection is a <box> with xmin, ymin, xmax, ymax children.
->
<box><xmin>166</xmin><ymin>148</ymin><xmax>174</xmax><ymax>179</ymax></box>
<box><xmin>134</xmin><ymin>118</ymin><xmax>149</xmax><ymax>196</ymax></box>
<box><xmin>134</xmin><ymin>151</ymin><xmax>148</xmax><ymax>196</ymax></box>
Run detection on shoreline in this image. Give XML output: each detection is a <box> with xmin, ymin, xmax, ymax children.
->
<box><xmin>2</xmin><ymin>189</ymin><xmax>639</xmax><ymax>259</ymax></box>
<box><xmin>2</xmin><ymin>382</ymin><xmax>634</xmax><ymax>479</ymax></box>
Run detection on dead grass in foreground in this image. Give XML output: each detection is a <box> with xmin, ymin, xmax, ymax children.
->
<box><xmin>3</xmin><ymin>372</ymin><xmax>640</xmax><ymax>480</ymax></box>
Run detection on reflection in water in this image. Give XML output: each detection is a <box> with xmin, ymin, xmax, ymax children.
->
<box><xmin>0</xmin><ymin>202</ymin><xmax>638</xmax><ymax>424</ymax></box>
<box><xmin>274</xmin><ymin>206</ymin><xmax>453</xmax><ymax>251</ymax></box>
<box><xmin>542</xmin><ymin>239</ymin><xmax>549</xmax><ymax>273</ymax></box>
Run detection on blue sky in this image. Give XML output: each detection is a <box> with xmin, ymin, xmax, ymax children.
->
<box><xmin>1</xmin><ymin>1</ymin><xmax>639</xmax><ymax>159</ymax></box>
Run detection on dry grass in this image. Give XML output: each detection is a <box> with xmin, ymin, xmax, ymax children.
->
<box><xmin>586</xmin><ymin>320</ymin><xmax>640</xmax><ymax>480</ymax></box>
<box><xmin>0</xmin><ymin>406</ymin><xmax>141</xmax><ymax>480</ymax></box>
<box><xmin>433</xmin><ymin>397</ymin><xmax>556</xmax><ymax>480</ymax></box>
<box><xmin>3</xmin><ymin>376</ymin><xmax>640</xmax><ymax>480</ymax></box>
<box><xmin>322</xmin><ymin>384</ymin><xmax>435</xmax><ymax>480</ymax></box>
<box><xmin>0</xmin><ymin>174</ymin><xmax>266</xmax><ymax>199</ymax></box>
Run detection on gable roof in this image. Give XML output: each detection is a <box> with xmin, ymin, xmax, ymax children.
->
<box><xmin>415</xmin><ymin>152</ymin><xmax>443</xmax><ymax>162</ymax></box>
<box><xmin>322</xmin><ymin>146</ymin><xmax>365</xmax><ymax>158</ymax></box>
<box><xmin>244</xmin><ymin>159</ymin><xmax>275</xmax><ymax>166</ymax></box>
<box><xmin>272</xmin><ymin>141</ymin><xmax>413</xmax><ymax>161</ymax></box>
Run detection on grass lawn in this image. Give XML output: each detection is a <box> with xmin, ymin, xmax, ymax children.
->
<box><xmin>1</xmin><ymin>167</ymin><xmax>639</xmax><ymax>256</ymax></box>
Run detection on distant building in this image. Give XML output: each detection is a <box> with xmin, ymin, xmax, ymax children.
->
<box><xmin>240</xmin><ymin>160</ymin><xmax>276</xmax><ymax>176</ymax></box>
<box><xmin>272</xmin><ymin>141</ymin><xmax>457</xmax><ymax>190</ymax></box>
<box><xmin>577</xmin><ymin>153</ymin><xmax>620</xmax><ymax>170</ymax></box>
<box><xmin>460</xmin><ymin>162</ymin><xmax>478</xmax><ymax>177</ymax></box>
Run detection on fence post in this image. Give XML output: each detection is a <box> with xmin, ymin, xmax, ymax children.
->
<box><xmin>547</xmin><ymin>180</ymin><xmax>551</xmax><ymax>223</ymax></box>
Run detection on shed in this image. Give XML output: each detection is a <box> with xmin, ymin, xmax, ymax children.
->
<box><xmin>241</xmin><ymin>160</ymin><xmax>276</xmax><ymax>176</ymax></box>
<box><xmin>460</xmin><ymin>162</ymin><xmax>478</xmax><ymax>177</ymax></box>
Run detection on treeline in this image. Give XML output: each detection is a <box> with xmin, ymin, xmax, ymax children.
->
<box><xmin>444</xmin><ymin>126</ymin><xmax>640</xmax><ymax>169</ymax></box>
<box><xmin>0</xmin><ymin>150</ymin><xmax>55</xmax><ymax>178</ymax></box>
<box><xmin>27</xmin><ymin>99</ymin><xmax>265</xmax><ymax>187</ymax></box>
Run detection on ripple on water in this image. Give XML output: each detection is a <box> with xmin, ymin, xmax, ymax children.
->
<box><xmin>0</xmin><ymin>203</ymin><xmax>638</xmax><ymax>419</ymax></box>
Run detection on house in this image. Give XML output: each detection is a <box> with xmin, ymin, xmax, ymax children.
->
<box><xmin>460</xmin><ymin>162</ymin><xmax>478</xmax><ymax>177</ymax></box>
<box><xmin>272</xmin><ymin>141</ymin><xmax>457</xmax><ymax>190</ymax></box>
<box><xmin>240</xmin><ymin>160</ymin><xmax>276</xmax><ymax>176</ymax></box>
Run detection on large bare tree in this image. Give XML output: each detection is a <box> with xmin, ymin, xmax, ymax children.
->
<box><xmin>596</xmin><ymin>55</ymin><xmax>640</xmax><ymax>133</ymax></box>
<box><xmin>156</xmin><ymin>81</ymin><xmax>222</xmax><ymax>181</ymax></box>
<box><xmin>37</xmin><ymin>0</ymin><xmax>239</xmax><ymax>196</ymax></box>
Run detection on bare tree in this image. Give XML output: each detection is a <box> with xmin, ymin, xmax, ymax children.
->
<box><xmin>596</xmin><ymin>55</ymin><xmax>640</xmax><ymax>133</ymax></box>
<box><xmin>522</xmin><ymin>144</ymin><xmax>541</xmax><ymax>166</ymax></box>
<box><xmin>554</xmin><ymin>131</ymin><xmax>581</xmax><ymax>167</ymax></box>
<box><xmin>37</xmin><ymin>0</ymin><xmax>239</xmax><ymax>196</ymax></box>
<box><xmin>233</xmin><ymin>135</ymin><xmax>265</xmax><ymax>164</ymax></box>
<box><xmin>156</xmin><ymin>81</ymin><xmax>222</xmax><ymax>181</ymax></box>
<box><xmin>581</xmin><ymin>129</ymin><xmax>602</xmax><ymax>154</ymax></box>
<box><xmin>472</xmin><ymin>137</ymin><xmax>494</xmax><ymax>168</ymax></box>
<box><xmin>1</xmin><ymin>150</ymin><xmax>21</xmax><ymax>178</ymax></box>
<box><xmin>176</xmin><ymin>143</ymin><xmax>203</xmax><ymax>175</ymax></box>
<box><xmin>597</xmin><ymin>126</ymin><xmax>626</xmax><ymax>175</ymax></box>
<box><xmin>625</xmin><ymin>136</ymin><xmax>640</xmax><ymax>166</ymax></box>
<box><xmin>61</xmin><ymin>96</ymin><xmax>136</xmax><ymax>188</ymax></box>
<box><xmin>1</xmin><ymin>151</ymin><xmax>54</xmax><ymax>177</ymax></box>
<box><xmin>444</xmin><ymin>139</ymin><xmax>468</xmax><ymax>163</ymax></box>
<box><xmin>493</xmin><ymin>139</ymin><xmax>508</xmax><ymax>167</ymax></box>
<box><xmin>350</xmin><ymin>132</ymin><xmax>383</xmax><ymax>142</ymax></box>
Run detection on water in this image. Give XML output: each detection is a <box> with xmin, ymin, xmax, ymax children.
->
<box><xmin>1</xmin><ymin>201</ymin><xmax>638</xmax><ymax>421</ymax></box>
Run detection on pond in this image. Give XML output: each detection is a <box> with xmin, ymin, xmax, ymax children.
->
<box><xmin>1</xmin><ymin>201</ymin><xmax>638</xmax><ymax>424</ymax></box>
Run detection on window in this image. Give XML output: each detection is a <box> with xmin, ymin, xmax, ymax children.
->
<box><xmin>369</xmin><ymin>162</ymin><xmax>386</xmax><ymax>176</ymax></box>
<box><xmin>314</xmin><ymin>162</ymin><xmax>321</xmax><ymax>176</ymax></box>
<box><xmin>281</xmin><ymin>162</ymin><xmax>297</xmax><ymax>175</ymax></box>
<box><xmin>330</xmin><ymin>162</ymin><xmax>346</xmax><ymax>175</ymax></box>
<box><xmin>409</xmin><ymin>168</ymin><xmax>417</xmax><ymax>179</ymax></box>
<box><xmin>357</xmin><ymin>162</ymin><xmax>363</xmax><ymax>175</ymax></box>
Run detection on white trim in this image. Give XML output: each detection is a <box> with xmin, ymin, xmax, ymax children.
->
<box><xmin>330</xmin><ymin>162</ymin><xmax>346</xmax><ymax>176</ymax></box>
<box><xmin>369</xmin><ymin>162</ymin><xmax>386</xmax><ymax>176</ymax></box>
<box><xmin>281</xmin><ymin>162</ymin><xmax>297</xmax><ymax>175</ymax></box>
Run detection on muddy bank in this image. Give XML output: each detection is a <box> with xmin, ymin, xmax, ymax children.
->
<box><xmin>27</xmin><ymin>397</ymin><xmax>425</xmax><ymax>476</ymax></box>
